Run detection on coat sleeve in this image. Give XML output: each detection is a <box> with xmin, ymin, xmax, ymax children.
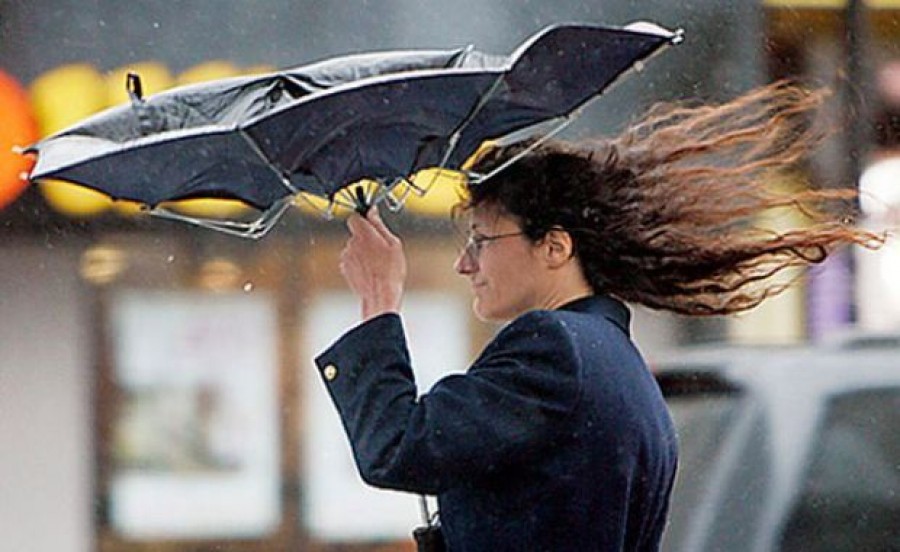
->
<box><xmin>314</xmin><ymin>310</ymin><xmax>583</xmax><ymax>495</ymax></box>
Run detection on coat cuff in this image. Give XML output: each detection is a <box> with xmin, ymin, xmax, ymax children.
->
<box><xmin>314</xmin><ymin>312</ymin><xmax>408</xmax><ymax>395</ymax></box>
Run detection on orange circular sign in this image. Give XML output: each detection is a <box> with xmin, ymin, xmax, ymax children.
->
<box><xmin>0</xmin><ymin>69</ymin><xmax>38</xmax><ymax>210</ymax></box>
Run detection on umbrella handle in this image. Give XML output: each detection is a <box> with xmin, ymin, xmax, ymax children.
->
<box><xmin>354</xmin><ymin>186</ymin><xmax>370</xmax><ymax>215</ymax></box>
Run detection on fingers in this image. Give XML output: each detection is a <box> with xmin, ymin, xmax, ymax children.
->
<box><xmin>346</xmin><ymin>207</ymin><xmax>372</xmax><ymax>234</ymax></box>
<box><xmin>346</xmin><ymin>212</ymin><xmax>366</xmax><ymax>236</ymax></box>
<box><xmin>339</xmin><ymin>204</ymin><xmax>407</xmax><ymax>320</ymax></box>
<box><xmin>338</xmin><ymin>243</ymin><xmax>354</xmax><ymax>281</ymax></box>
<box><xmin>346</xmin><ymin>205</ymin><xmax>398</xmax><ymax>245</ymax></box>
<box><xmin>366</xmin><ymin>206</ymin><xmax>398</xmax><ymax>243</ymax></box>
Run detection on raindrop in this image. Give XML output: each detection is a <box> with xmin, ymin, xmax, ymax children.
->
<box><xmin>243</xmin><ymin>281</ymin><xmax>255</xmax><ymax>292</ymax></box>
<box><xmin>152</xmin><ymin>22</ymin><xmax>160</xmax><ymax>29</ymax></box>
<box><xmin>166</xmin><ymin>254</ymin><xmax>175</xmax><ymax>263</ymax></box>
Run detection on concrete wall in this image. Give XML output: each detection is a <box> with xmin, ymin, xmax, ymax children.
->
<box><xmin>0</xmin><ymin>241</ymin><xmax>93</xmax><ymax>552</ymax></box>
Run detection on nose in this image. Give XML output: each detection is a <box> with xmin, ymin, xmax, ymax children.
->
<box><xmin>454</xmin><ymin>247</ymin><xmax>476</xmax><ymax>275</ymax></box>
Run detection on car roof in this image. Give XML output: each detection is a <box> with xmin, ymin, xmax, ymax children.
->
<box><xmin>651</xmin><ymin>334</ymin><xmax>900</xmax><ymax>396</ymax></box>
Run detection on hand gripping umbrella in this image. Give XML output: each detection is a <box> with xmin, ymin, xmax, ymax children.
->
<box><xmin>24</xmin><ymin>21</ymin><xmax>682</xmax><ymax>239</ymax></box>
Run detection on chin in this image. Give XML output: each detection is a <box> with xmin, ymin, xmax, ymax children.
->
<box><xmin>472</xmin><ymin>299</ymin><xmax>495</xmax><ymax>323</ymax></box>
<box><xmin>472</xmin><ymin>298</ymin><xmax>515</xmax><ymax>324</ymax></box>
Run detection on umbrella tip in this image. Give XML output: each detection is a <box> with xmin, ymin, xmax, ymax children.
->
<box><xmin>126</xmin><ymin>72</ymin><xmax>145</xmax><ymax>103</ymax></box>
<box><xmin>11</xmin><ymin>145</ymin><xmax>26</xmax><ymax>155</ymax></box>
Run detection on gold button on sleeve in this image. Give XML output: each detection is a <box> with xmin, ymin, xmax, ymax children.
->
<box><xmin>323</xmin><ymin>364</ymin><xmax>338</xmax><ymax>381</ymax></box>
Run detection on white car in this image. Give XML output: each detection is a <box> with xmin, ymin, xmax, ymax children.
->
<box><xmin>655</xmin><ymin>335</ymin><xmax>900</xmax><ymax>552</ymax></box>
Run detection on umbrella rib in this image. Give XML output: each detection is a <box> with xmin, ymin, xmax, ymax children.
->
<box><xmin>336</xmin><ymin>181</ymin><xmax>374</xmax><ymax>211</ymax></box>
<box><xmin>438</xmin><ymin>72</ymin><xmax>506</xmax><ymax>169</ymax></box>
<box><xmin>236</xmin><ymin>128</ymin><xmax>300</xmax><ymax>195</ymax></box>
<box><xmin>370</xmin><ymin>176</ymin><xmax>409</xmax><ymax>212</ymax></box>
<box><xmin>292</xmin><ymin>192</ymin><xmax>340</xmax><ymax>221</ymax></box>
<box><xmin>150</xmin><ymin>196</ymin><xmax>293</xmax><ymax>239</ymax></box>
<box><xmin>466</xmin><ymin>28</ymin><xmax>684</xmax><ymax>186</ymax></box>
<box><xmin>467</xmin><ymin>112</ymin><xmax>577</xmax><ymax>185</ymax></box>
<box><xmin>461</xmin><ymin>27</ymin><xmax>685</xmax><ymax>185</ymax></box>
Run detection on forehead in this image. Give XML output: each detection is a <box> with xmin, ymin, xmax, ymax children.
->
<box><xmin>469</xmin><ymin>205</ymin><xmax>519</xmax><ymax>232</ymax></box>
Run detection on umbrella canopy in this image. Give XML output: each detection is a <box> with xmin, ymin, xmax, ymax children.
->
<box><xmin>25</xmin><ymin>21</ymin><xmax>682</xmax><ymax>238</ymax></box>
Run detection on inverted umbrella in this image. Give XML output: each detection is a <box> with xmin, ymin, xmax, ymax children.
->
<box><xmin>25</xmin><ymin>22</ymin><xmax>682</xmax><ymax>238</ymax></box>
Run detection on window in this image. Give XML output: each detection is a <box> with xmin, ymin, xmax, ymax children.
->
<box><xmin>660</xmin><ymin>371</ymin><xmax>757</xmax><ymax>552</ymax></box>
<box><xmin>779</xmin><ymin>388</ymin><xmax>900</xmax><ymax>551</ymax></box>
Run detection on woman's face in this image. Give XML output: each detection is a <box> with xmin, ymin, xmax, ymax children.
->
<box><xmin>453</xmin><ymin>206</ymin><xmax>547</xmax><ymax>322</ymax></box>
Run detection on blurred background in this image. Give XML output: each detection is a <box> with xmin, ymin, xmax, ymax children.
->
<box><xmin>1</xmin><ymin>1</ymin><xmax>899</xmax><ymax>551</ymax></box>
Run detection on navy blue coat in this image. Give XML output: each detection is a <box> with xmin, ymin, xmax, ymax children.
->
<box><xmin>315</xmin><ymin>295</ymin><xmax>678</xmax><ymax>551</ymax></box>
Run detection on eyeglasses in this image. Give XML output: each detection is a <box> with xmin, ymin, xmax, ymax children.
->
<box><xmin>461</xmin><ymin>231</ymin><xmax>526</xmax><ymax>262</ymax></box>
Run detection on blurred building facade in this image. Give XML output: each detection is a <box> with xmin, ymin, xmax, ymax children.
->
<box><xmin>1</xmin><ymin>1</ymin><xmax>898</xmax><ymax>551</ymax></box>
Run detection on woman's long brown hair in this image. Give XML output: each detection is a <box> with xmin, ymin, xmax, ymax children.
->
<box><xmin>464</xmin><ymin>81</ymin><xmax>884</xmax><ymax>315</ymax></box>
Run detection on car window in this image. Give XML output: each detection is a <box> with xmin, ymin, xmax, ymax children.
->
<box><xmin>703</xmin><ymin>404</ymin><xmax>770</xmax><ymax>552</ymax></box>
<box><xmin>779</xmin><ymin>387</ymin><xmax>900</xmax><ymax>551</ymax></box>
<box><xmin>658</xmin><ymin>371</ymin><xmax>748</xmax><ymax>552</ymax></box>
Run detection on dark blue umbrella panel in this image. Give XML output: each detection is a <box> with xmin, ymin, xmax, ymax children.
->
<box><xmin>25</xmin><ymin>22</ymin><xmax>682</xmax><ymax>237</ymax></box>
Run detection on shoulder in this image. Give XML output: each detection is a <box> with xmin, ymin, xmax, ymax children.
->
<box><xmin>495</xmin><ymin>309</ymin><xmax>573</xmax><ymax>344</ymax></box>
<box><xmin>475</xmin><ymin>309</ymin><xmax>582</xmax><ymax>369</ymax></box>
<box><xmin>506</xmin><ymin>306</ymin><xmax>625</xmax><ymax>344</ymax></box>
<box><xmin>468</xmin><ymin>310</ymin><xmax>584</xmax><ymax>411</ymax></box>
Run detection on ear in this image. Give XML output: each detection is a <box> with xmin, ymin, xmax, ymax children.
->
<box><xmin>541</xmin><ymin>228</ymin><xmax>576</xmax><ymax>269</ymax></box>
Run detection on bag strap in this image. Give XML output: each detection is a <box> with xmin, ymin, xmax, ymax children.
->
<box><xmin>419</xmin><ymin>495</ymin><xmax>439</xmax><ymax>527</ymax></box>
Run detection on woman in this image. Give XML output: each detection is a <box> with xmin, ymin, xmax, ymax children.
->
<box><xmin>314</xmin><ymin>81</ymin><xmax>882</xmax><ymax>551</ymax></box>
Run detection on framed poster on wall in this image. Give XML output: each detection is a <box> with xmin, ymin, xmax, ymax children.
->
<box><xmin>301</xmin><ymin>291</ymin><xmax>470</xmax><ymax>542</ymax></box>
<box><xmin>107</xmin><ymin>290</ymin><xmax>281</xmax><ymax>540</ymax></box>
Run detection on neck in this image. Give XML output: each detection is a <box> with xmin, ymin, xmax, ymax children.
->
<box><xmin>538</xmin><ymin>276</ymin><xmax>594</xmax><ymax>312</ymax></box>
<box><xmin>541</xmin><ymin>289</ymin><xmax>594</xmax><ymax>311</ymax></box>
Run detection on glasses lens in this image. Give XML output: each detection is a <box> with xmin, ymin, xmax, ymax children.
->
<box><xmin>464</xmin><ymin>235</ymin><xmax>481</xmax><ymax>261</ymax></box>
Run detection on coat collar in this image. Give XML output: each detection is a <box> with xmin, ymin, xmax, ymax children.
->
<box><xmin>557</xmin><ymin>295</ymin><xmax>631</xmax><ymax>336</ymax></box>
